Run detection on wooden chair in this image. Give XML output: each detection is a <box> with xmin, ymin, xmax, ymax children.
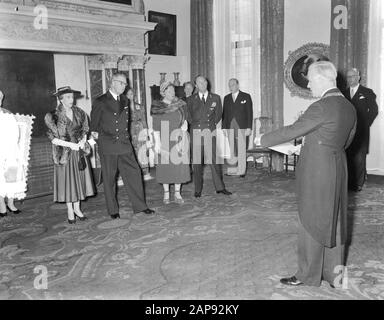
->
<box><xmin>246</xmin><ymin>117</ymin><xmax>273</xmax><ymax>173</ymax></box>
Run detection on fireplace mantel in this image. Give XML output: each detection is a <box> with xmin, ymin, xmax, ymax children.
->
<box><xmin>0</xmin><ymin>0</ymin><xmax>156</xmax><ymax>55</ymax></box>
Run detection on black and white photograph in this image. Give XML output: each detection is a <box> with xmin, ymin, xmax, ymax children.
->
<box><xmin>0</xmin><ymin>0</ymin><xmax>383</xmax><ymax>307</ymax></box>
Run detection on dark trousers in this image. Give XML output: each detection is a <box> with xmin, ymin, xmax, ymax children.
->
<box><xmin>191</xmin><ymin>137</ymin><xmax>225</xmax><ymax>193</ymax></box>
<box><xmin>347</xmin><ymin>148</ymin><xmax>367</xmax><ymax>188</ymax></box>
<box><xmin>100</xmin><ymin>152</ymin><xmax>147</xmax><ymax>215</ymax></box>
<box><xmin>295</xmin><ymin>220</ymin><xmax>344</xmax><ymax>287</ymax></box>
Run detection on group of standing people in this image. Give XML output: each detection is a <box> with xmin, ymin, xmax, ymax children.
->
<box><xmin>44</xmin><ymin>74</ymin><xmax>155</xmax><ymax>224</ymax></box>
<box><xmin>150</xmin><ymin>75</ymin><xmax>255</xmax><ymax>203</ymax></box>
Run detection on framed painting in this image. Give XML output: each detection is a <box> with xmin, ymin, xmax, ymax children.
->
<box><xmin>148</xmin><ymin>11</ymin><xmax>177</xmax><ymax>56</ymax></box>
<box><xmin>284</xmin><ymin>43</ymin><xmax>330</xmax><ymax>99</ymax></box>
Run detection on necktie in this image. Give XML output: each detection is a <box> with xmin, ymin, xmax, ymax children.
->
<box><xmin>202</xmin><ymin>95</ymin><xmax>206</xmax><ymax>104</ymax></box>
<box><xmin>117</xmin><ymin>96</ymin><xmax>120</xmax><ymax>102</ymax></box>
<box><xmin>350</xmin><ymin>88</ymin><xmax>355</xmax><ymax>99</ymax></box>
<box><xmin>232</xmin><ymin>94</ymin><xmax>236</xmax><ymax>102</ymax></box>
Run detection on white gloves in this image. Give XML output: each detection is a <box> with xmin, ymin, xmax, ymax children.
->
<box><xmin>52</xmin><ymin>138</ymin><xmax>79</xmax><ymax>151</ymax></box>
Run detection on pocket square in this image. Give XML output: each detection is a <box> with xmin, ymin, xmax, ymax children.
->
<box><xmin>211</xmin><ymin>102</ymin><xmax>217</xmax><ymax>108</ymax></box>
<box><xmin>241</xmin><ymin>100</ymin><xmax>247</xmax><ymax>104</ymax></box>
<box><xmin>359</xmin><ymin>96</ymin><xmax>366</xmax><ymax>100</ymax></box>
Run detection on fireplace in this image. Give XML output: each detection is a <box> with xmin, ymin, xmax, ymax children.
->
<box><xmin>0</xmin><ymin>0</ymin><xmax>155</xmax><ymax>198</ymax></box>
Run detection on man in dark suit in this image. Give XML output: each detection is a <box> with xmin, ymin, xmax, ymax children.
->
<box><xmin>186</xmin><ymin>75</ymin><xmax>232</xmax><ymax>198</ymax></box>
<box><xmin>344</xmin><ymin>68</ymin><xmax>378</xmax><ymax>191</ymax></box>
<box><xmin>256</xmin><ymin>61</ymin><xmax>356</xmax><ymax>287</ymax></box>
<box><xmin>90</xmin><ymin>73</ymin><xmax>154</xmax><ymax>219</ymax></box>
<box><xmin>222</xmin><ymin>79</ymin><xmax>253</xmax><ymax>177</ymax></box>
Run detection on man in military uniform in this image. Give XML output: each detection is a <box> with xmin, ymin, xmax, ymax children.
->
<box><xmin>186</xmin><ymin>75</ymin><xmax>231</xmax><ymax>198</ymax></box>
<box><xmin>90</xmin><ymin>73</ymin><xmax>154</xmax><ymax>219</ymax></box>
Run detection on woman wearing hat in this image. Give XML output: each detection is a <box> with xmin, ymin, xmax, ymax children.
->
<box><xmin>44</xmin><ymin>86</ymin><xmax>96</xmax><ymax>224</ymax></box>
<box><xmin>151</xmin><ymin>82</ymin><xmax>190</xmax><ymax>204</ymax></box>
<box><xmin>0</xmin><ymin>90</ymin><xmax>23</xmax><ymax>217</ymax></box>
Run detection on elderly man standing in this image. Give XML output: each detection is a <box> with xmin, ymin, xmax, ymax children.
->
<box><xmin>344</xmin><ymin>68</ymin><xmax>378</xmax><ymax>192</ymax></box>
<box><xmin>222</xmin><ymin>79</ymin><xmax>253</xmax><ymax>177</ymax></box>
<box><xmin>90</xmin><ymin>73</ymin><xmax>155</xmax><ymax>219</ymax></box>
<box><xmin>186</xmin><ymin>75</ymin><xmax>231</xmax><ymax>198</ymax></box>
<box><xmin>256</xmin><ymin>61</ymin><xmax>356</xmax><ymax>288</ymax></box>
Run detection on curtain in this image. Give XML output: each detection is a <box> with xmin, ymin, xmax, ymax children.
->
<box><xmin>213</xmin><ymin>0</ymin><xmax>261</xmax><ymax>110</ymax></box>
<box><xmin>191</xmin><ymin>0</ymin><xmax>215</xmax><ymax>89</ymax></box>
<box><xmin>366</xmin><ymin>0</ymin><xmax>384</xmax><ymax>174</ymax></box>
<box><xmin>330</xmin><ymin>0</ymin><xmax>370</xmax><ymax>89</ymax></box>
<box><xmin>260</xmin><ymin>0</ymin><xmax>285</xmax><ymax>171</ymax></box>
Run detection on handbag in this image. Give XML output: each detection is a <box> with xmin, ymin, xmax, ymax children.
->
<box><xmin>78</xmin><ymin>149</ymin><xmax>87</xmax><ymax>171</ymax></box>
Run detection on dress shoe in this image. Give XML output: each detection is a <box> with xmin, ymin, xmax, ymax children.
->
<box><xmin>240</xmin><ymin>175</ymin><xmax>246</xmax><ymax>178</ymax></box>
<box><xmin>216</xmin><ymin>189</ymin><xmax>232</xmax><ymax>195</ymax></box>
<box><xmin>142</xmin><ymin>208</ymin><xmax>155</xmax><ymax>215</ymax></box>
<box><xmin>194</xmin><ymin>192</ymin><xmax>202</xmax><ymax>198</ymax></box>
<box><xmin>74</xmin><ymin>212</ymin><xmax>87</xmax><ymax>221</ymax></box>
<box><xmin>110</xmin><ymin>213</ymin><xmax>120</xmax><ymax>219</ymax></box>
<box><xmin>67</xmin><ymin>219</ymin><xmax>76</xmax><ymax>224</ymax></box>
<box><xmin>280</xmin><ymin>276</ymin><xmax>304</xmax><ymax>286</ymax></box>
<box><xmin>6</xmin><ymin>205</ymin><xmax>21</xmax><ymax>214</ymax></box>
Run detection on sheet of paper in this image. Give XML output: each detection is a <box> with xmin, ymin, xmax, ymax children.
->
<box><xmin>268</xmin><ymin>142</ymin><xmax>301</xmax><ymax>155</ymax></box>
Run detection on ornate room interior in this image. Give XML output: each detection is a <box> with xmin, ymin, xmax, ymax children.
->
<box><xmin>0</xmin><ymin>0</ymin><xmax>383</xmax><ymax>301</ymax></box>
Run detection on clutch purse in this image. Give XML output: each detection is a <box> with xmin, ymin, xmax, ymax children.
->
<box><xmin>78</xmin><ymin>149</ymin><xmax>87</xmax><ymax>171</ymax></box>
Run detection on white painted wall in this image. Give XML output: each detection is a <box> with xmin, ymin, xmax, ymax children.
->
<box><xmin>143</xmin><ymin>0</ymin><xmax>191</xmax><ymax>128</ymax></box>
<box><xmin>53</xmin><ymin>54</ymin><xmax>92</xmax><ymax>115</ymax></box>
<box><xmin>284</xmin><ymin>0</ymin><xmax>331</xmax><ymax>125</ymax></box>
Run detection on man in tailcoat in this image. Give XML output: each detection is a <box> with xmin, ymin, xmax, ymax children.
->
<box><xmin>222</xmin><ymin>78</ymin><xmax>253</xmax><ymax>177</ymax></box>
<box><xmin>256</xmin><ymin>62</ymin><xmax>356</xmax><ymax>287</ymax></box>
<box><xmin>186</xmin><ymin>75</ymin><xmax>232</xmax><ymax>198</ymax></box>
<box><xmin>344</xmin><ymin>68</ymin><xmax>378</xmax><ymax>191</ymax></box>
<box><xmin>90</xmin><ymin>73</ymin><xmax>154</xmax><ymax>219</ymax></box>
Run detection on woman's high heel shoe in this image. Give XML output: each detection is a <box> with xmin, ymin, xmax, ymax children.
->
<box><xmin>67</xmin><ymin>219</ymin><xmax>76</xmax><ymax>224</ymax></box>
<box><xmin>174</xmin><ymin>192</ymin><xmax>184</xmax><ymax>204</ymax></box>
<box><xmin>6</xmin><ymin>205</ymin><xmax>21</xmax><ymax>214</ymax></box>
<box><xmin>74</xmin><ymin>212</ymin><xmax>88</xmax><ymax>221</ymax></box>
<box><xmin>0</xmin><ymin>211</ymin><xmax>7</xmax><ymax>218</ymax></box>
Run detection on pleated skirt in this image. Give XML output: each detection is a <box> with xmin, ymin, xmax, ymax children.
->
<box><xmin>53</xmin><ymin>150</ymin><xmax>96</xmax><ymax>203</ymax></box>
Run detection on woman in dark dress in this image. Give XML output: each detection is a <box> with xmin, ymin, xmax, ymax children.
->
<box><xmin>151</xmin><ymin>82</ymin><xmax>190</xmax><ymax>204</ymax></box>
<box><xmin>44</xmin><ymin>86</ymin><xmax>95</xmax><ymax>224</ymax></box>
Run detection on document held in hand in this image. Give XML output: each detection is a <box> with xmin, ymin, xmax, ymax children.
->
<box><xmin>268</xmin><ymin>142</ymin><xmax>301</xmax><ymax>155</ymax></box>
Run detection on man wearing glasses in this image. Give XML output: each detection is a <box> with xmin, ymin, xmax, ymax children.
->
<box><xmin>90</xmin><ymin>73</ymin><xmax>155</xmax><ymax>219</ymax></box>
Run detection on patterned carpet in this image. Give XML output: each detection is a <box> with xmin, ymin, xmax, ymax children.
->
<box><xmin>0</xmin><ymin>169</ymin><xmax>383</xmax><ymax>300</ymax></box>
